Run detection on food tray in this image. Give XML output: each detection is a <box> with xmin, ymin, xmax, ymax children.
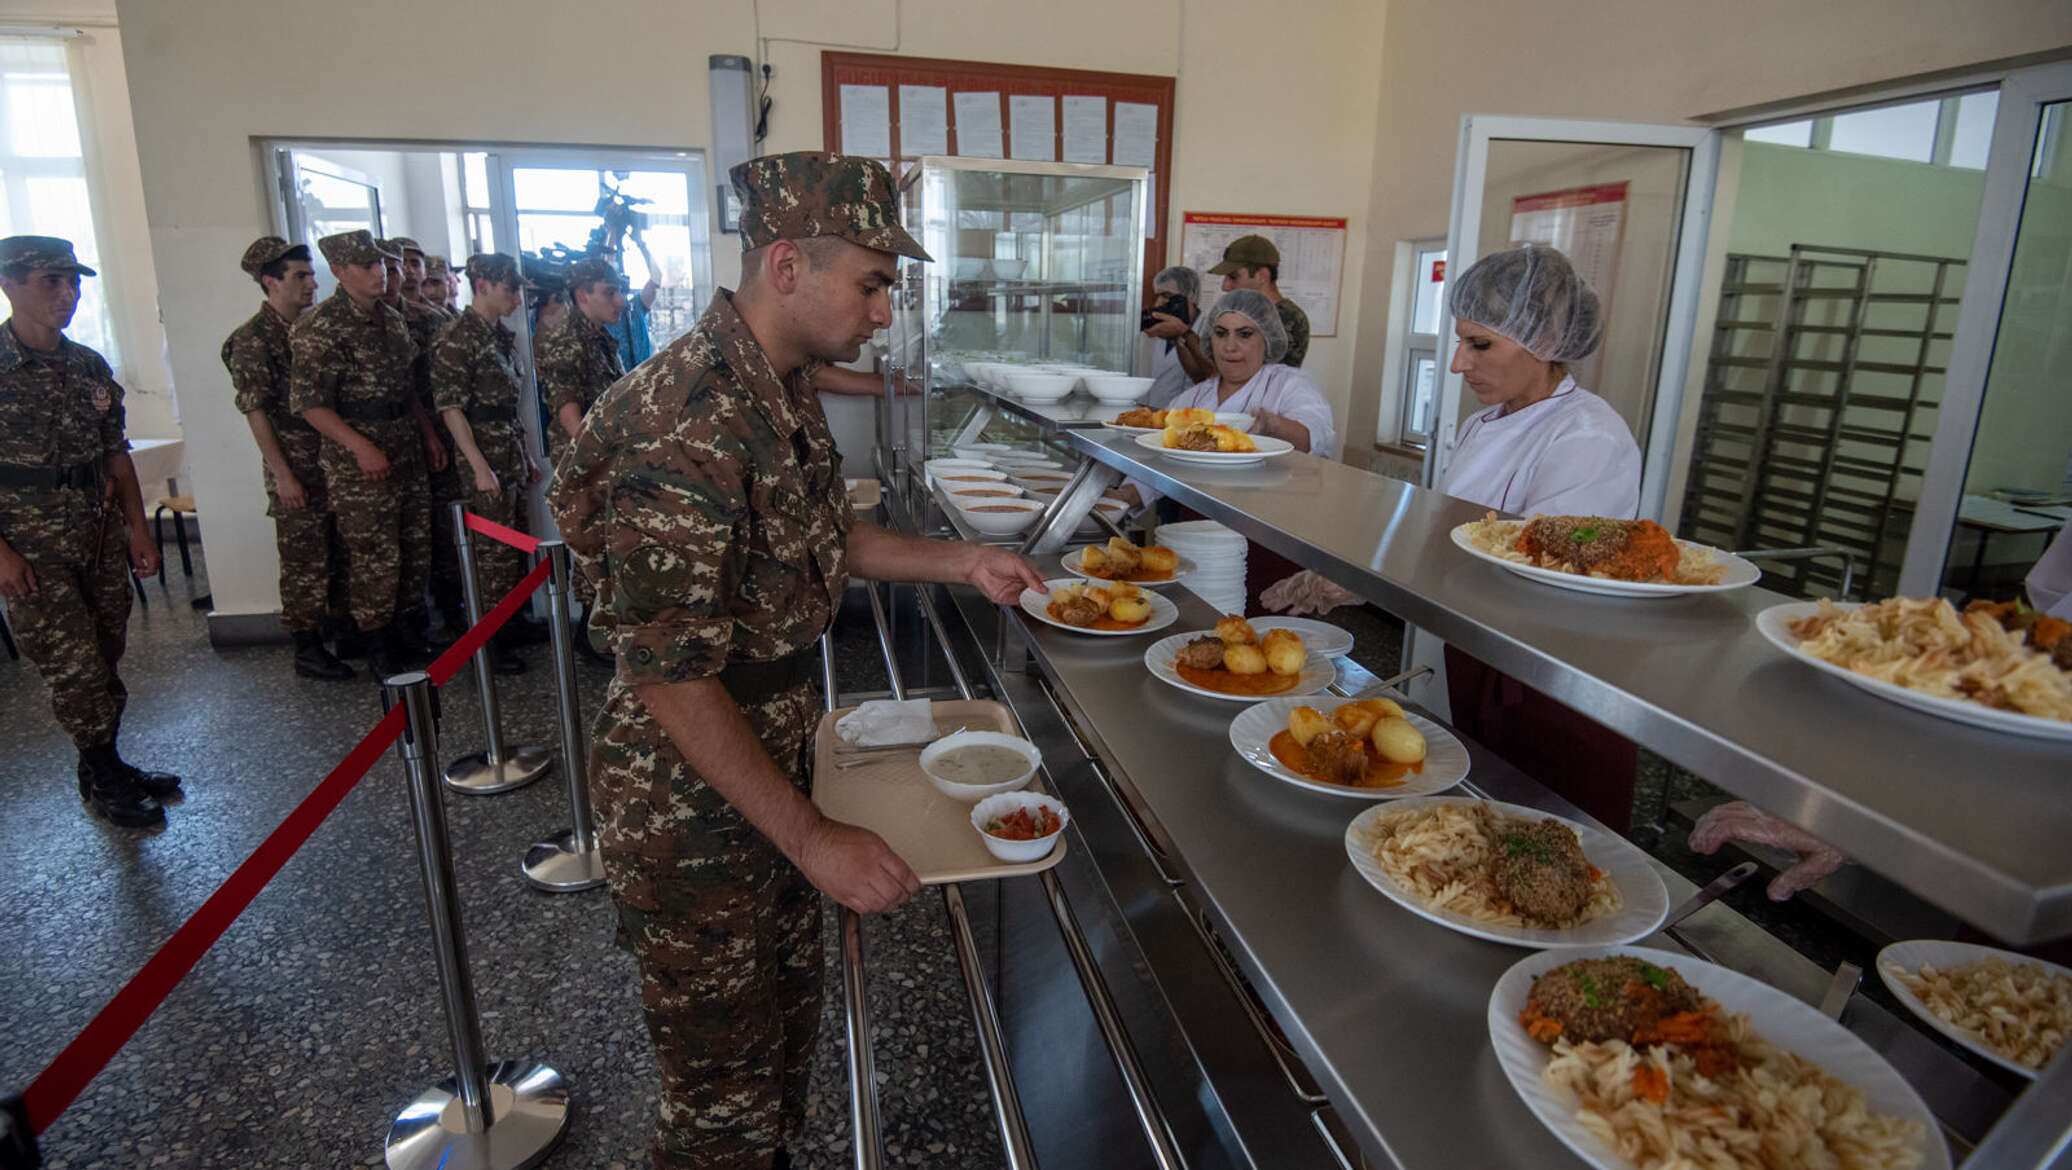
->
<box><xmin>812</xmin><ymin>700</ymin><xmax>1068</xmax><ymax>885</ymax></box>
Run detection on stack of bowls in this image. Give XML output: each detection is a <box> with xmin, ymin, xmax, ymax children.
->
<box><xmin>1156</xmin><ymin>521</ymin><xmax>1247</xmax><ymax>613</ymax></box>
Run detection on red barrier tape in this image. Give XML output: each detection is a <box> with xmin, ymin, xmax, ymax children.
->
<box><xmin>19</xmin><ymin>559</ymin><xmax>555</xmax><ymax>1137</ymax></box>
<box><xmin>463</xmin><ymin>510</ymin><xmax>540</xmax><ymax>555</ymax></box>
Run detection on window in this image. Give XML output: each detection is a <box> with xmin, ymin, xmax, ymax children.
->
<box><xmin>511</xmin><ymin>165</ymin><xmax>701</xmax><ymax>349</ymax></box>
<box><xmin>1737</xmin><ymin>91</ymin><xmax>2003</xmax><ymax>171</ymax></box>
<box><xmin>1398</xmin><ymin>242</ymin><xmax>1446</xmax><ymax>445</ymax></box>
<box><xmin>1947</xmin><ymin>92</ymin><xmax>1999</xmax><ymax>170</ymax></box>
<box><xmin>0</xmin><ymin>37</ymin><xmax>117</xmax><ymax>363</ymax></box>
<box><xmin>1828</xmin><ymin>101</ymin><xmax>1939</xmax><ymax>162</ymax></box>
<box><xmin>462</xmin><ymin>152</ymin><xmax>494</xmax><ymax>252</ymax></box>
<box><xmin>1743</xmin><ymin>120</ymin><xmax>1813</xmax><ymax>148</ymax></box>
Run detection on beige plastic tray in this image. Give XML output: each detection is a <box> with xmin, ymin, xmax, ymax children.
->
<box><xmin>812</xmin><ymin>700</ymin><xmax>1068</xmax><ymax>885</ymax></box>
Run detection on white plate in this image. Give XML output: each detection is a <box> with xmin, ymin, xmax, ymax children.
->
<box><xmin>1756</xmin><ymin>602</ymin><xmax>2072</xmax><ymax>742</ymax></box>
<box><xmin>1490</xmin><ymin>945</ymin><xmax>1950</xmax><ymax>1170</ymax></box>
<box><xmin>1449</xmin><ymin>520</ymin><xmax>1760</xmax><ymax>598</ymax></box>
<box><xmin>1060</xmin><ymin>546</ymin><xmax>1197</xmax><ymax>588</ymax></box>
<box><xmin>1229</xmin><ymin>696</ymin><xmax>1467</xmax><ymax>800</ymax></box>
<box><xmin>1142</xmin><ymin>631</ymin><xmax>1334</xmax><ymax>702</ymax></box>
<box><xmin>1344</xmin><ymin>797</ymin><xmax>1669</xmax><ymax>948</ymax></box>
<box><xmin>1016</xmin><ymin>578</ymin><xmax>1179</xmax><ymax>638</ymax></box>
<box><xmin>1250</xmin><ymin>616</ymin><xmax>1354</xmax><ymax>658</ymax></box>
<box><xmin>1134</xmin><ymin>430</ymin><xmax>1294</xmax><ymax>467</ymax></box>
<box><xmin>1877</xmin><ymin>939</ymin><xmax>2072</xmax><ymax>1079</ymax></box>
<box><xmin>1104</xmin><ymin>410</ymin><xmax>1256</xmax><ymax>435</ymax></box>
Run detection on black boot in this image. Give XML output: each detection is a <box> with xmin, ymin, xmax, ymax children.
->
<box><xmin>77</xmin><ymin>745</ymin><xmax>165</xmax><ymax>829</ymax></box>
<box><xmin>293</xmin><ymin>630</ymin><xmax>356</xmax><ymax>681</ymax></box>
<box><xmin>488</xmin><ymin>629</ymin><xmax>528</xmax><ymax>675</ymax></box>
<box><xmin>115</xmin><ymin>753</ymin><xmax>182</xmax><ymax>799</ymax></box>
<box><xmin>372</xmin><ymin>622</ymin><xmax>423</xmax><ymax>678</ymax></box>
<box><xmin>330</xmin><ymin>619</ymin><xmax>370</xmax><ymax>661</ymax></box>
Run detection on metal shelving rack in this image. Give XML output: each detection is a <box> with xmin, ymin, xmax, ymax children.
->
<box><xmin>1679</xmin><ymin>245</ymin><xmax>1963</xmax><ymax>598</ymax></box>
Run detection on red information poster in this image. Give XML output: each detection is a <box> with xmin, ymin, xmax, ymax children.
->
<box><xmin>1509</xmin><ymin>182</ymin><xmax>1628</xmax><ymax>390</ymax></box>
<box><xmin>1180</xmin><ymin>212</ymin><xmax>1348</xmax><ymax>336</ymax></box>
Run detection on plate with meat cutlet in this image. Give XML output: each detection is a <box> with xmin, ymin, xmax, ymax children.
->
<box><xmin>1452</xmin><ymin>512</ymin><xmax>1760</xmax><ymax>598</ymax></box>
<box><xmin>1229</xmin><ymin>696</ymin><xmax>1468</xmax><ymax>800</ymax></box>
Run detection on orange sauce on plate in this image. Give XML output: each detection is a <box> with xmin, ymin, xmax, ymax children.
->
<box><xmin>1175</xmin><ymin>662</ymin><xmax>1302</xmax><ymax>696</ymax></box>
<box><xmin>1266</xmin><ymin>730</ymin><xmax>1421</xmax><ymax>788</ymax></box>
<box><xmin>1047</xmin><ymin>602</ymin><xmax>1147</xmax><ymax>632</ymax></box>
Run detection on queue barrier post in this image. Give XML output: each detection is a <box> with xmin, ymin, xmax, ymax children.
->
<box><xmin>380</xmin><ymin>672</ymin><xmax>570</xmax><ymax>1170</ymax></box>
<box><xmin>443</xmin><ymin>501</ymin><xmax>552</xmax><ymax>795</ymax></box>
<box><xmin>521</xmin><ymin>542</ymin><xmax>606</xmax><ymax>892</ymax></box>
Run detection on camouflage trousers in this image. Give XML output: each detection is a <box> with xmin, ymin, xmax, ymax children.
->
<box><xmin>322</xmin><ymin>421</ymin><xmax>432</xmax><ymax>632</ymax></box>
<box><xmin>427</xmin><ymin>444</ymin><xmax>467</xmax><ymax>618</ymax></box>
<box><xmin>462</xmin><ymin>484</ymin><xmax>529</xmax><ymax>608</ymax></box>
<box><xmin>592</xmin><ymin>679</ymin><xmax>825</xmax><ymax>1170</ymax></box>
<box><xmin>271</xmin><ymin>502</ymin><xmax>340</xmax><ymax>634</ymax></box>
<box><xmin>4</xmin><ymin>494</ymin><xmax>132</xmax><ymax>750</ymax></box>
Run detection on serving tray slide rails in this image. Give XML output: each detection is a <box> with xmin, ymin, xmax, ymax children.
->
<box><xmin>812</xmin><ymin>700</ymin><xmax>1068</xmax><ymax>884</ymax></box>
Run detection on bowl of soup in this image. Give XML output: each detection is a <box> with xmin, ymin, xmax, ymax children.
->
<box><xmin>919</xmin><ymin>730</ymin><xmax>1041</xmax><ymax>802</ymax></box>
<box><xmin>955</xmin><ymin>497</ymin><xmax>1046</xmax><ymax>536</ymax></box>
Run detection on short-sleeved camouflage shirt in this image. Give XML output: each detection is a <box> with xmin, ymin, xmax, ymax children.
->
<box><xmin>1276</xmin><ymin>297</ymin><xmax>1311</xmax><ymax>369</ymax></box>
<box><xmin>535</xmin><ymin>308</ymin><xmax>623</xmax><ymax>418</ymax></box>
<box><xmin>549</xmin><ymin>290</ymin><xmax>851</xmax><ymax>688</ymax></box>
<box><xmin>430</xmin><ymin>309</ymin><xmax>526</xmax><ymax>477</ymax></box>
<box><xmin>0</xmin><ymin>322</ymin><xmax>125</xmax><ymax>527</ymax></box>
<box><xmin>222</xmin><ymin>303</ymin><xmax>321</xmax><ymax>492</ymax></box>
<box><xmin>287</xmin><ymin>289</ymin><xmax>417</xmax><ymax>419</ymax></box>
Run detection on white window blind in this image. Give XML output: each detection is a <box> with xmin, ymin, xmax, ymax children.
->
<box><xmin>0</xmin><ymin>36</ymin><xmax>116</xmax><ymax>364</ymax></box>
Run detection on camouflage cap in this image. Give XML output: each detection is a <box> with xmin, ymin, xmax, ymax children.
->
<box><xmin>565</xmin><ymin>256</ymin><xmax>619</xmax><ymax>290</ymax></box>
<box><xmin>387</xmin><ymin>236</ymin><xmax>426</xmax><ymax>258</ymax></box>
<box><xmin>1207</xmin><ymin>234</ymin><xmax>1280</xmax><ymax>275</ymax></box>
<box><xmin>239</xmin><ymin>235</ymin><xmax>302</xmax><ymax>278</ymax></box>
<box><xmin>731</xmin><ymin>151</ymin><xmax>929</xmax><ymax>262</ymax></box>
<box><xmin>424</xmin><ymin>254</ymin><xmax>452</xmax><ymax>277</ymax></box>
<box><xmin>0</xmin><ymin>235</ymin><xmax>96</xmax><ymax>276</ymax></box>
<box><xmin>317</xmin><ymin>230</ymin><xmax>397</xmax><ymax>268</ymax></box>
<box><xmin>464</xmin><ymin>252</ymin><xmax>533</xmax><ymax>289</ymax></box>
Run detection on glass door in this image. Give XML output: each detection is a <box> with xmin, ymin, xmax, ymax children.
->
<box><xmin>1900</xmin><ymin>63</ymin><xmax>2072</xmax><ymax>603</ymax></box>
<box><xmin>272</xmin><ymin>148</ymin><xmax>385</xmax><ymax>301</ymax></box>
<box><xmin>1429</xmin><ymin>116</ymin><xmax>1721</xmax><ymax>520</ymax></box>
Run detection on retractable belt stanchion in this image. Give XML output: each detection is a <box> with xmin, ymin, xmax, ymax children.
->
<box><xmin>443</xmin><ymin>501</ymin><xmax>552</xmax><ymax>795</ymax></box>
<box><xmin>521</xmin><ymin>541</ymin><xmax>606</xmax><ymax>892</ymax></box>
<box><xmin>381</xmin><ymin>672</ymin><xmax>570</xmax><ymax>1170</ymax></box>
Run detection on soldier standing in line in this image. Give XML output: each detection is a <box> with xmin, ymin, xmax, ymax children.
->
<box><xmin>382</xmin><ymin>238</ymin><xmax>466</xmax><ymax>646</ymax></box>
<box><xmin>291</xmin><ymin>230</ymin><xmax>442</xmax><ymax>677</ymax></box>
<box><xmin>431</xmin><ymin>253</ymin><xmax>540</xmax><ymax>676</ymax></box>
<box><xmin>0</xmin><ymin>235</ymin><xmax>181</xmax><ymax>827</ymax></box>
<box><xmin>221</xmin><ymin>236</ymin><xmax>353</xmax><ymax>681</ymax></box>
<box><xmin>421</xmin><ymin>254</ymin><xmax>459</xmax><ymax>315</ymax></box>
<box><xmin>550</xmin><ymin>153</ymin><xmax>1046</xmax><ymax>1170</ymax></box>
<box><xmin>536</xmin><ymin>255</ymin><xmax>625</xmax><ymax>469</ymax></box>
<box><xmin>393</xmin><ymin>237</ymin><xmax>452</xmax><ymax>320</ymax></box>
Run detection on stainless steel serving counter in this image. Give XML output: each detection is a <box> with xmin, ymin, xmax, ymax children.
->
<box><xmin>1060</xmin><ymin>429</ymin><xmax>2072</xmax><ymax>945</ymax></box>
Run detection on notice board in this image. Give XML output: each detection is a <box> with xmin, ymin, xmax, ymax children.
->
<box><xmin>1509</xmin><ymin>182</ymin><xmax>1627</xmax><ymax>392</ymax></box>
<box><xmin>1180</xmin><ymin>212</ymin><xmax>1348</xmax><ymax>336</ymax></box>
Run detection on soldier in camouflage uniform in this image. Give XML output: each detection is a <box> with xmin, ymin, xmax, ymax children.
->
<box><xmin>291</xmin><ymin>230</ymin><xmax>442</xmax><ymax>676</ymax></box>
<box><xmin>422</xmin><ymin>254</ymin><xmax>459</xmax><ymax>315</ymax></box>
<box><xmin>432</xmin><ymin>253</ymin><xmax>539</xmax><ymax>675</ymax></box>
<box><xmin>0</xmin><ymin>235</ymin><xmax>181</xmax><ymax>827</ymax></box>
<box><xmin>550</xmin><ymin>152</ymin><xmax>1044</xmax><ymax>1170</ymax></box>
<box><xmin>222</xmin><ymin>236</ymin><xmax>354</xmax><ymax>682</ymax></box>
<box><xmin>384</xmin><ymin>238</ymin><xmax>467</xmax><ymax>644</ymax></box>
<box><xmin>536</xmin><ymin>255</ymin><xmax>625</xmax><ymax>626</ymax></box>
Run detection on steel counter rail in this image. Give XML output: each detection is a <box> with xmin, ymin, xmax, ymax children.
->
<box><xmin>1064</xmin><ymin>428</ymin><xmax>2072</xmax><ymax>944</ymax></box>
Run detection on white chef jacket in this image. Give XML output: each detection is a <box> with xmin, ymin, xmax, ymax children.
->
<box><xmin>2028</xmin><ymin>521</ymin><xmax>2072</xmax><ymax>619</ymax></box>
<box><xmin>1439</xmin><ymin>377</ymin><xmax>1642</xmax><ymax>518</ymax></box>
<box><xmin>1129</xmin><ymin>363</ymin><xmax>1340</xmax><ymax>507</ymax></box>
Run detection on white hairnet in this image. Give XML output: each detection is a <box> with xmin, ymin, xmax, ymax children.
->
<box><xmin>1198</xmin><ymin>289</ymin><xmax>1288</xmax><ymax>364</ymax></box>
<box><xmin>1152</xmin><ymin>264</ymin><xmax>1200</xmax><ymax>304</ymax></box>
<box><xmin>1448</xmin><ymin>242</ymin><xmax>1604</xmax><ymax>364</ymax></box>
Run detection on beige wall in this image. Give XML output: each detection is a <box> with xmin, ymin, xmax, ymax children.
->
<box><xmin>114</xmin><ymin>0</ymin><xmax>1384</xmax><ymax>623</ymax></box>
<box><xmin>1347</xmin><ymin>0</ymin><xmax>2072</xmax><ymax>470</ymax></box>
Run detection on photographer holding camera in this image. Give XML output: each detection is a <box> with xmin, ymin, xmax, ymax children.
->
<box><xmin>1139</xmin><ymin>265</ymin><xmax>1201</xmax><ymax>409</ymax></box>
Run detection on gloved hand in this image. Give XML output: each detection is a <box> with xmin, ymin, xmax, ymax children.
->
<box><xmin>1260</xmin><ymin>570</ymin><xmax>1359</xmax><ymax>616</ymax></box>
<box><xmin>1689</xmin><ymin>801</ymin><xmax>1847</xmax><ymax>901</ymax></box>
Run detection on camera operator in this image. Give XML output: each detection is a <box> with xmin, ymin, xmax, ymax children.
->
<box><xmin>1139</xmin><ymin>265</ymin><xmax>1201</xmax><ymax>409</ymax></box>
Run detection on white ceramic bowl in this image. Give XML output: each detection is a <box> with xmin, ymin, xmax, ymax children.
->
<box><xmin>925</xmin><ymin>459</ymin><xmax>994</xmax><ymax>478</ymax></box>
<box><xmin>992</xmin><ymin>259</ymin><xmax>1029</xmax><ymax>280</ymax></box>
<box><xmin>933</xmin><ymin>468</ymin><xmax>1010</xmax><ymax>486</ymax></box>
<box><xmin>969</xmin><ymin>791</ymin><xmax>1069</xmax><ymax>862</ymax></box>
<box><xmin>1082</xmin><ymin>374</ymin><xmax>1155</xmax><ymax>404</ymax></box>
<box><xmin>953</xmin><ymin>258</ymin><xmax>988</xmax><ymax>281</ymax></box>
<box><xmin>955</xmin><ymin>497</ymin><xmax>1046</xmax><ymax>536</ymax></box>
<box><xmin>1010</xmin><ymin>473</ymin><xmax>1075</xmax><ymax>493</ymax></box>
<box><xmin>952</xmin><ymin>444</ymin><xmax>1013</xmax><ymax>461</ymax></box>
<box><xmin>945</xmin><ymin>483</ymin><xmax>1026</xmax><ymax>507</ymax></box>
<box><xmin>1007</xmin><ymin>371</ymin><xmax>1079</xmax><ymax>402</ymax></box>
<box><xmin>919</xmin><ymin>730</ymin><xmax>1041</xmax><ymax>803</ymax></box>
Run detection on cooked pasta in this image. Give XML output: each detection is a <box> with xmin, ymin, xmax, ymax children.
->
<box><xmin>1358</xmin><ymin>802</ymin><xmax>1621</xmax><ymax>930</ymax></box>
<box><xmin>1790</xmin><ymin>598</ymin><xmax>2072</xmax><ymax>723</ymax></box>
<box><xmin>1885</xmin><ymin>956</ymin><xmax>2071</xmax><ymax>1070</ymax></box>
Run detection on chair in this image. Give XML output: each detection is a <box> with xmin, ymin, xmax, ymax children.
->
<box><xmin>153</xmin><ymin>496</ymin><xmax>198</xmax><ymax>578</ymax></box>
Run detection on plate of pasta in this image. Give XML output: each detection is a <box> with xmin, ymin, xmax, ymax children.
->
<box><xmin>1757</xmin><ymin>598</ymin><xmax>2072</xmax><ymax>740</ymax></box>
<box><xmin>1876</xmin><ymin>939</ymin><xmax>2072</xmax><ymax>1079</ymax></box>
<box><xmin>1343</xmin><ymin>797</ymin><xmax>1666</xmax><ymax>948</ymax></box>
<box><xmin>1229</xmin><ymin>695</ymin><xmax>1467</xmax><ymax>799</ymax></box>
<box><xmin>1452</xmin><ymin>513</ymin><xmax>1758</xmax><ymax>597</ymax></box>
<box><xmin>1491</xmin><ymin>945</ymin><xmax>1946</xmax><ymax>1170</ymax></box>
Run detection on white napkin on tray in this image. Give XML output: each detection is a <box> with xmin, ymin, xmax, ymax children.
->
<box><xmin>835</xmin><ymin>699</ymin><xmax>938</xmax><ymax>746</ymax></box>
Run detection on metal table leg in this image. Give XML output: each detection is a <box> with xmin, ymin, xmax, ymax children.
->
<box><xmin>943</xmin><ymin>883</ymin><xmax>1039</xmax><ymax>1168</ymax></box>
<box><xmin>839</xmin><ymin>908</ymin><xmax>883</xmax><ymax>1170</ymax></box>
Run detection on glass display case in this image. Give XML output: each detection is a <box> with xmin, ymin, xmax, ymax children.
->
<box><xmin>883</xmin><ymin>157</ymin><xmax>1148</xmax><ymax>476</ymax></box>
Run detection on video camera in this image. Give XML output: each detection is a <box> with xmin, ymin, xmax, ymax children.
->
<box><xmin>521</xmin><ymin>172</ymin><xmax>652</xmax><ymax>294</ymax></box>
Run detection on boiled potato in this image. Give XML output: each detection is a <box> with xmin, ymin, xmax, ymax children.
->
<box><xmin>1083</xmin><ymin>585</ymin><xmax>1114</xmax><ymax>608</ymax></box>
<box><xmin>1079</xmin><ymin>545</ymin><xmax>1110</xmax><ymax>574</ymax></box>
<box><xmin>1139</xmin><ymin>545</ymin><xmax>1178</xmax><ymax>573</ymax></box>
<box><xmin>1108</xmin><ymin>594</ymin><xmax>1151</xmax><ymax>624</ymax></box>
<box><xmin>1333</xmin><ymin>703</ymin><xmax>1381</xmax><ymax>739</ymax></box>
<box><xmin>1357</xmin><ymin>698</ymin><xmax>1405</xmax><ymax>721</ymax></box>
<box><xmin>1103</xmin><ymin>538</ymin><xmax>1142</xmax><ymax>576</ymax></box>
<box><xmin>1167</xmin><ymin>407</ymin><xmax>1216</xmax><ymax>429</ymax></box>
<box><xmin>1262</xmin><ymin>628</ymin><xmax>1305</xmax><ymax>676</ymax></box>
<box><xmin>1370</xmin><ymin>717</ymin><xmax>1427</xmax><ymax>765</ymax></box>
<box><xmin>1287</xmin><ymin>705</ymin><xmax>1332</xmax><ymax>747</ymax></box>
<box><xmin>1215</xmin><ymin>614</ymin><xmax>1259</xmax><ymax>645</ymax></box>
<box><xmin>1048</xmin><ymin>584</ymin><xmax>1084</xmax><ymax>607</ymax></box>
<box><xmin>1222</xmin><ymin>643</ymin><xmax>1268</xmax><ymax>674</ymax></box>
<box><xmin>1208</xmin><ymin>424</ymin><xmax>1257</xmax><ymax>453</ymax></box>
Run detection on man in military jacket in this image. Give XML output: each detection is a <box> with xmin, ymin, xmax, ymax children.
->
<box><xmin>384</xmin><ymin>238</ymin><xmax>468</xmax><ymax>642</ymax></box>
<box><xmin>536</xmin><ymin>255</ymin><xmax>626</xmax><ymax>470</ymax></box>
<box><xmin>0</xmin><ymin>235</ymin><xmax>180</xmax><ymax>827</ymax></box>
<box><xmin>222</xmin><ymin>236</ymin><xmax>353</xmax><ymax>681</ymax></box>
<box><xmin>549</xmin><ymin>152</ymin><xmax>1044</xmax><ymax>1169</ymax></box>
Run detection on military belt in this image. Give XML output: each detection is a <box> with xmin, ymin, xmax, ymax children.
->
<box><xmin>331</xmin><ymin>399</ymin><xmax>411</xmax><ymax>423</ymax></box>
<box><xmin>718</xmin><ymin>646</ymin><xmax>822</xmax><ymax>707</ymax></box>
<box><xmin>466</xmin><ymin>404</ymin><xmax>518</xmax><ymax>424</ymax></box>
<box><xmin>0</xmin><ymin>460</ymin><xmax>98</xmax><ymax>491</ymax></box>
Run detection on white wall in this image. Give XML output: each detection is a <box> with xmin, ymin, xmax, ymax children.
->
<box><xmin>114</xmin><ymin>0</ymin><xmax>1386</xmax><ymax>626</ymax></box>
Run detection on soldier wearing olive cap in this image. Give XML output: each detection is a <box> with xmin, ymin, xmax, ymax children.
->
<box><xmin>0</xmin><ymin>234</ymin><xmax>181</xmax><ymax>827</ymax></box>
<box><xmin>549</xmin><ymin>152</ymin><xmax>1046</xmax><ymax>1169</ymax></box>
<box><xmin>1159</xmin><ymin>232</ymin><xmax>1311</xmax><ymax>382</ymax></box>
<box><xmin>222</xmin><ymin>235</ymin><xmax>353</xmax><ymax>681</ymax></box>
<box><xmin>422</xmin><ymin>255</ymin><xmax>458</xmax><ymax>314</ymax></box>
<box><xmin>291</xmin><ymin>229</ymin><xmax>443</xmax><ymax>675</ymax></box>
<box><xmin>377</xmin><ymin>237</ymin><xmax>466</xmax><ymax>642</ymax></box>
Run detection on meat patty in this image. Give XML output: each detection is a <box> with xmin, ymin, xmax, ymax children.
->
<box><xmin>1516</xmin><ymin>516</ymin><xmax>1680</xmax><ymax>582</ymax></box>
<box><xmin>1487</xmin><ymin>815</ymin><xmax>1595</xmax><ymax>926</ymax></box>
<box><xmin>1303</xmin><ymin>731</ymin><xmax>1368</xmax><ymax>786</ymax></box>
<box><xmin>1177</xmin><ymin>635</ymin><xmax>1227</xmax><ymax>670</ymax></box>
<box><xmin>1053</xmin><ymin>596</ymin><xmax>1104</xmax><ymax>627</ymax></box>
<box><xmin>1524</xmin><ymin>957</ymin><xmax>1703</xmax><ymax>1044</ymax></box>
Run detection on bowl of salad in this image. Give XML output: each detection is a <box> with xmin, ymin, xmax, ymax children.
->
<box><xmin>969</xmin><ymin>791</ymin><xmax>1069</xmax><ymax>863</ymax></box>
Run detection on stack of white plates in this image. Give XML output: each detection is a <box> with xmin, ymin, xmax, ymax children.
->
<box><xmin>1156</xmin><ymin>521</ymin><xmax>1247</xmax><ymax>614</ymax></box>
